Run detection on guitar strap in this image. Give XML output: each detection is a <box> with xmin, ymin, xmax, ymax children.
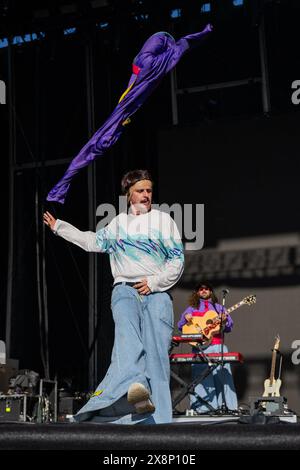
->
<box><xmin>213</xmin><ymin>303</ymin><xmax>220</xmax><ymax>315</ymax></box>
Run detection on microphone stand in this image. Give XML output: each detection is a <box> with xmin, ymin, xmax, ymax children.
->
<box><xmin>216</xmin><ymin>289</ymin><xmax>231</xmax><ymax>415</ymax></box>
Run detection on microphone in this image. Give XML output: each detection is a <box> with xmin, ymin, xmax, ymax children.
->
<box><xmin>222</xmin><ymin>288</ymin><xmax>230</xmax><ymax>295</ymax></box>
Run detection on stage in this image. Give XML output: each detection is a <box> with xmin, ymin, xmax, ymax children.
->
<box><xmin>0</xmin><ymin>416</ymin><xmax>299</xmax><ymax>451</ymax></box>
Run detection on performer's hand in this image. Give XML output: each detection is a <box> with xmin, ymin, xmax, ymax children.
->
<box><xmin>133</xmin><ymin>279</ymin><xmax>151</xmax><ymax>295</ymax></box>
<box><xmin>185</xmin><ymin>313</ymin><xmax>193</xmax><ymax>324</ymax></box>
<box><xmin>43</xmin><ymin>211</ymin><xmax>57</xmax><ymax>230</ymax></box>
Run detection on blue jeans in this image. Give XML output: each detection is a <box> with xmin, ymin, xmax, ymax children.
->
<box><xmin>74</xmin><ymin>284</ymin><xmax>174</xmax><ymax>424</ymax></box>
<box><xmin>190</xmin><ymin>344</ymin><xmax>238</xmax><ymax>413</ymax></box>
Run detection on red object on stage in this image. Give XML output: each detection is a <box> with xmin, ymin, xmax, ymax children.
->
<box><xmin>172</xmin><ymin>335</ymin><xmax>204</xmax><ymax>343</ymax></box>
<box><xmin>169</xmin><ymin>352</ymin><xmax>244</xmax><ymax>364</ymax></box>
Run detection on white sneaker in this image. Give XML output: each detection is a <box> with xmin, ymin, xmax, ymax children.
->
<box><xmin>127</xmin><ymin>383</ymin><xmax>155</xmax><ymax>414</ymax></box>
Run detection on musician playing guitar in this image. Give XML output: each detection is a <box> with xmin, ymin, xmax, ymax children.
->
<box><xmin>177</xmin><ymin>281</ymin><xmax>238</xmax><ymax>414</ymax></box>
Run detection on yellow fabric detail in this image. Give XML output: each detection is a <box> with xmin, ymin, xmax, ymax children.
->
<box><xmin>91</xmin><ymin>389</ymin><xmax>104</xmax><ymax>397</ymax></box>
<box><xmin>118</xmin><ymin>74</ymin><xmax>138</xmax><ymax>126</ymax></box>
<box><xmin>118</xmin><ymin>75</ymin><xmax>137</xmax><ymax>104</ymax></box>
<box><xmin>122</xmin><ymin>118</ymin><xmax>131</xmax><ymax>126</ymax></box>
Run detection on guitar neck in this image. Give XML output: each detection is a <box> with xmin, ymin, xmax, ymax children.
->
<box><xmin>270</xmin><ymin>347</ymin><xmax>278</xmax><ymax>385</ymax></box>
<box><xmin>226</xmin><ymin>301</ymin><xmax>244</xmax><ymax>314</ymax></box>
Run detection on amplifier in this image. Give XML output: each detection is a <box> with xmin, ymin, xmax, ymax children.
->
<box><xmin>0</xmin><ymin>394</ymin><xmax>38</xmax><ymax>422</ymax></box>
<box><xmin>58</xmin><ymin>396</ymin><xmax>83</xmax><ymax>416</ymax></box>
<box><xmin>0</xmin><ymin>394</ymin><xmax>27</xmax><ymax>422</ymax></box>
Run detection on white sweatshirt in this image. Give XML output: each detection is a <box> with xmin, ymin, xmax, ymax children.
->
<box><xmin>53</xmin><ymin>209</ymin><xmax>184</xmax><ymax>292</ymax></box>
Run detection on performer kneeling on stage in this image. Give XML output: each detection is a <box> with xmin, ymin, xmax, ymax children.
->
<box><xmin>44</xmin><ymin>169</ymin><xmax>184</xmax><ymax>424</ymax></box>
<box><xmin>177</xmin><ymin>281</ymin><xmax>238</xmax><ymax>414</ymax></box>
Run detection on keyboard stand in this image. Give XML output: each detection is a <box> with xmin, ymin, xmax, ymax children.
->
<box><xmin>171</xmin><ymin>363</ymin><xmax>219</xmax><ymax>413</ymax></box>
<box><xmin>170</xmin><ymin>338</ymin><xmax>220</xmax><ymax>414</ymax></box>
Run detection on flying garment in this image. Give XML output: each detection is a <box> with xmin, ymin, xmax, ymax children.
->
<box><xmin>47</xmin><ymin>24</ymin><xmax>213</xmax><ymax>203</ymax></box>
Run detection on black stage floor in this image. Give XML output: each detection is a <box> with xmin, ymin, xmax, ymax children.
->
<box><xmin>0</xmin><ymin>419</ymin><xmax>300</xmax><ymax>451</ymax></box>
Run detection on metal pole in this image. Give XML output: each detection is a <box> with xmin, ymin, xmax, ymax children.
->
<box><xmin>258</xmin><ymin>11</ymin><xmax>271</xmax><ymax>114</ymax></box>
<box><xmin>34</xmin><ymin>44</ymin><xmax>50</xmax><ymax>380</ymax></box>
<box><xmin>176</xmin><ymin>78</ymin><xmax>262</xmax><ymax>95</ymax></box>
<box><xmin>86</xmin><ymin>38</ymin><xmax>98</xmax><ymax>390</ymax></box>
<box><xmin>170</xmin><ymin>69</ymin><xmax>179</xmax><ymax>125</ymax></box>
<box><xmin>5</xmin><ymin>38</ymin><xmax>16</xmax><ymax>357</ymax></box>
<box><xmin>15</xmin><ymin>157</ymin><xmax>73</xmax><ymax>170</ymax></box>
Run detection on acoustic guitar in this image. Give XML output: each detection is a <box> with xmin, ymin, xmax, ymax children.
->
<box><xmin>263</xmin><ymin>335</ymin><xmax>282</xmax><ymax>397</ymax></box>
<box><xmin>182</xmin><ymin>295</ymin><xmax>256</xmax><ymax>346</ymax></box>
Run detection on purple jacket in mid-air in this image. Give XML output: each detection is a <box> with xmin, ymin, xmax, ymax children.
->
<box><xmin>47</xmin><ymin>24</ymin><xmax>213</xmax><ymax>203</ymax></box>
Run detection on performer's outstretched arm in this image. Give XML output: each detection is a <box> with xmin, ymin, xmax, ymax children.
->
<box><xmin>43</xmin><ymin>211</ymin><xmax>107</xmax><ymax>252</ymax></box>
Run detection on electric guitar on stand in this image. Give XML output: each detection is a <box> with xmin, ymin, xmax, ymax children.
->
<box><xmin>263</xmin><ymin>335</ymin><xmax>282</xmax><ymax>397</ymax></box>
<box><xmin>182</xmin><ymin>295</ymin><xmax>256</xmax><ymax>346</ymax></box>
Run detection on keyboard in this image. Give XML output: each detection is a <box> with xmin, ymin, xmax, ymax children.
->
<box><xmin>172</xmin><ymin>335</ymin><xmax>205</xmax><ymax>343</ymax></box>
<box><xmin>169</xmin><ymin>352</ymin><xmax>244</xmax><ymax>364</ymax></box>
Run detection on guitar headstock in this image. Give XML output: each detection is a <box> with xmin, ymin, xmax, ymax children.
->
<box><xmin>242</xmin><ymin>294</ymin><xmax>256</xmax><ymax>306</ymax></box>
<box><xmin>274</xmin><ymin>334</ymin><xmax>280</xmax><ymax>351</ymax></box>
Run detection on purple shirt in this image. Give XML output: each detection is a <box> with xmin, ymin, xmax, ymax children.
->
<box><xmin>177</xmin><ymin>300</ymin><xmax>234</xmax><ymax>333</ymax></box>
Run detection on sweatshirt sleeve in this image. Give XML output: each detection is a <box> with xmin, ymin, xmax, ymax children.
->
<box><xmin>52</xmin><ymin>219</ymin><xmax>110</xmax><ymax>253</ymax></box>
<box><xmin>146</xmin><ymin>257</ymin><xmax>184</xmax><ymax>293</ymax></box>
<box><xmin>146</xmin><ymin>215</ymin><xmax>184</xmax><ymax>293</ymax></box>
